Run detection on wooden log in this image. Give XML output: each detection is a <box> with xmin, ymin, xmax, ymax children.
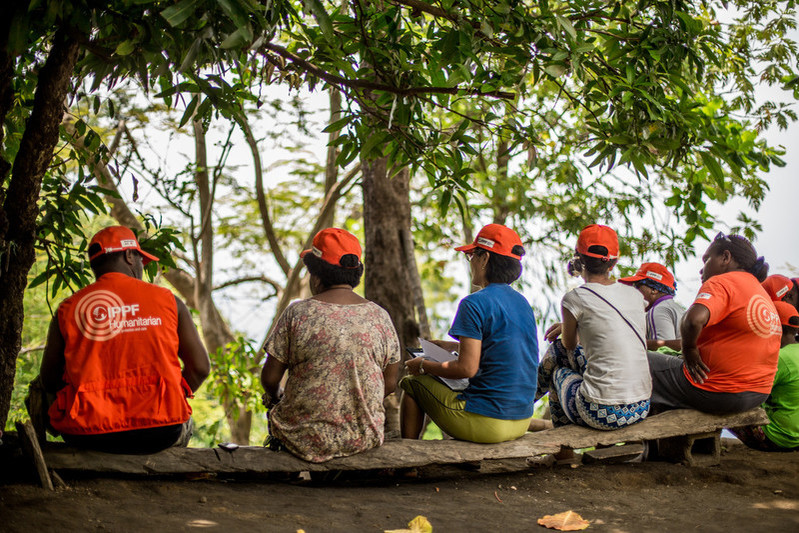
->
<box><xmin>16</xmin><ymin>421</ymin><xmax>54</xmax><ymax>490</ymax></box>
<box><xmin>42</xmin><ymin>408</ymin><xmax>768</xmax><ymax>476</ymax></box>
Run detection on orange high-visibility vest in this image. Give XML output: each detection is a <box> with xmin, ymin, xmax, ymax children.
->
<box><xmin>49</xmin><ymin>272</ymin><xmax>191</xmax><ymax>435</ymax></box>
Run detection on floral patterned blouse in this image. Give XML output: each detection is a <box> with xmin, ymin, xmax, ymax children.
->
<box><xmin>264</xmin><ymin>299</ymin><xmax>401</xmax><ymax>462</ymax></box>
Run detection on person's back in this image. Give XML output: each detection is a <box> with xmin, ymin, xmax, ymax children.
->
<box><xmin>33</xmin><ymin>226</ymin><xmax>210</xmax><ymax>454</ymax></box>
<box><xmin>561</xmin><ymin>281</ymin><xmax>650</xmax><ymax>404</ymax></box>
<box><xmin>691</xmin><ymin>271</ymin><xmax>779</xmax><ymax>394</ymax></box>
<box><xmin>261</xmin><ymin>228</ymin><xmax>400</xmax><ymax>462</ymax></box>
<box><xmin>265</xmin><ymin>298</ymin><xmax>398</xmax><ymax>462</ymax></box>
<box><xmin>452</xmin><ymin>283</ymin><xmax>539</xmax><ymax>420</ymax></box>
<box><xmin>51</xmin><ymin>272</ymin><xmax>188</xmax><ymax>435</ymax></box>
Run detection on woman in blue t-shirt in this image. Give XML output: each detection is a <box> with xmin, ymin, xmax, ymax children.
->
<box><xmin>399</xmin><ymin>224</ymin><xmax>539</xmax><ymax>443</ymax></box>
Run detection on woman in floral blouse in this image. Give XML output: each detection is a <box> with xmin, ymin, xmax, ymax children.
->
<box><xmin>260</xmin><ymin>228</ymin><xmax>401</xmax><ymax>462</ymax></box>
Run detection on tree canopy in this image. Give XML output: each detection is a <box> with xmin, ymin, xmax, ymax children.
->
<box><xmin>1</xmin><ymin>0</ymin><xmax>797</xmax><ymax>431</ymax></box>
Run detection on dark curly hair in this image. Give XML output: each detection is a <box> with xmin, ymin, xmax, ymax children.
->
<box><xmin>709</xmin><ymin>232</ymin><xmax>769</xmax><ymax>282</ymax></box>
<box><xmin>303</xmin><ymin>253</ymin><xmax>364</xmax><ymax>288</ymax></box>
<box><xmin>570</xmin><ymin>245</ymin><xmax>618</xmax><ymax>276</ymax></box>
<box><xmin>473</xmin><ymin>245</ymin><xmax>525</xmax><ymax>284</ymax></box>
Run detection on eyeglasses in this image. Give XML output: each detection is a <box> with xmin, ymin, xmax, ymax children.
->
<box><xmin>465</xmin><ymin>250</ymin><xmax>485</xmax><ymax>262</ymax></box>
<box><xmin>714</xmin><ymin>232</ymin><xmax>731</xmax><ymax>243</ymax></box>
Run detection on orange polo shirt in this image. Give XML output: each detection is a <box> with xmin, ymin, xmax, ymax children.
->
<box><xmin>685</xmin><ymin>271</ymin><xmax>780</xmax><ymax>394</ymax></box>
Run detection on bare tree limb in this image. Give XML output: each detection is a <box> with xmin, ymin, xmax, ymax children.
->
<box><xmin>214</xmin><ymin>275</ymin><xmax>283</xmax><ymax>293</ymax></box>
<box><xmin>238</xmin><ymin>115</ymin><xmax>291</xmax><ymax>275</ymax></box>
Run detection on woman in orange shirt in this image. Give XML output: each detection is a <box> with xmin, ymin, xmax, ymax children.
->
<box><xmin>647</xmin><ymin>233</ymin><xmax>781</xmax><ymax>414</ymax></box>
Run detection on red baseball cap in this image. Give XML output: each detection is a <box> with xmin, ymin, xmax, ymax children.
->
<box><xmin>454</xmin><ymin>224</ymin><xmax>523</xmax><ymax>259</ymax></box>
<box><xmin>762</xmin><ymin>275</ymin><xmax>793</xmax><ymax>302</ymax></box>
<box><xmin>89</xmin><ymin>226</ymin><xmax>159</xmax><ymax>265</ymax></box>
<box><xmin>576</xmin><ymin>224</ymin><xmax>619</xmax><ymax>260</ymax></box>
<box><xmin>773</xmin><ymin>301</ymin><xmax>799</xmax><ymax>328</ymax></box>
<box><xmin>301</xmin><ymin>228</ymin><xmax>362</xmax><ymax>268</ymax></box>
<box><xmin>619</xmin><ymin>262</ymin><xmax>676</xmax><ymax>290</ymax></box>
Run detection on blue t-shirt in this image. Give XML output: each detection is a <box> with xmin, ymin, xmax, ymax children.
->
<box><xmin>448</xmin><ymin>283</ymin><xmax>539</xmax><ymax>420</ymax></box>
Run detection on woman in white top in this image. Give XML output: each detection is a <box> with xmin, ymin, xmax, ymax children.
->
<box><xmin>537</xmin><ymin>224</ymin><xmax>652</xmax><ymax>430</ymax></box>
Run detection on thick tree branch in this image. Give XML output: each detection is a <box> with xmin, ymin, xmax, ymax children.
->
<box><xmin>238</xmin><ymin>115</ymin><xmax>291</xmax><ymax>275</ymax></box>
<box><xmin>260</xmin><ymin>42</ymin><xmax>515</xmax><ymax>100</ymax></box>
<box><xmin>214</xmin><ymin>275</ymin><xmax>283</xmax><ymax>293</ymax></box>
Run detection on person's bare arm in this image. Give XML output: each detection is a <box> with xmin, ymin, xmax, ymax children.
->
<box><xmin>405</xmin><ymin>337</ymin><xmax>482</xmax><ymax>379</ymax></box>
<box><xmin>175</xmin><ymin>296</ymin><xmax>211</xmax><ymax>392</ymax></box>
<box><xmin>40</xmin><ymin>316</ymin><xmax>67</xmax><ymax>393</ymax></box>
<box><xmin>560</xmin><ymin>307</ymin><xmax>579</xmax><ymax>351</ymax></box>
<box><xmin>260</xmin><ymin>354</ymin><xmax>287</xmax><ymax>407</ymax></box>
<box><xmin>680</xmin><ymin>303</ymin><xmax>711</xmax><ymax>383</ymax></box>
<box><xmin>383</xmin><ymin>361</ymin><xmax>399</xmax><ymax>396</ymax></box>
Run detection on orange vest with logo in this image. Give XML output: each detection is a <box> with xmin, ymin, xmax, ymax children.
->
<box><xmin>49</xmin><ymin>272</ymin><xmax>191</xmax><ymax>435</ymax></box>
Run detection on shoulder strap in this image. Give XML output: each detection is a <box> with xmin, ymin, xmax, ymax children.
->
<box><xmin>579</xmin><ymin>286</ymin><xmax>647</xmax><ymax>350</ymax></box>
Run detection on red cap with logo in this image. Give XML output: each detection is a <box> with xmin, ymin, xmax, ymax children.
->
<box><xmin>89</xmin><ymin>226</ymin><xmax>159</xmax><ymax>265</ymax></box>
<box><xmin>619</xmin><ymin>262</ymin><xmax>676</xmax><ymax>290</ymax></box>
<box><xmin>762</xmin><ymin>274</ymin><xmax>793</xmax><ymax>302</ymax></box>
<box><xmin>300</xmin><ymin>228</ymin><xmax>362</xmax><ymax>268</ymax></box>
<box><xmin>576</xmin><ymin>224</ymin><xmax>619</xmax><ymax>260</ymax></box>
<box><xmin>773</xmin><ymin>301</ymin><xmax>799</xmax><ymax>328</ymax></box>
<box><xmin>454</xmin><ymin>224</ymin><xmax>524</xmax><ymax>259</ymax></box>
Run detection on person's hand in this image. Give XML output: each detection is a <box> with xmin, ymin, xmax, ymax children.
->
<box><xmin>405</xmin><ymin>356</ymin><xmax>426</xmax><ymax>376</ymax></box>
<box><xmin>682</xmin><ymin>346</ymin><xmax>709</xmax><ymax>384</ymax></box>
<box><xmin>428</xmin><ymin>339</ymin><xmax>459</xmax><ymax>352</ymax></box>
<box><xmin>544</xmin><ymin>323</ymin><xmax>563</xmax><ymax>343</ymax></box>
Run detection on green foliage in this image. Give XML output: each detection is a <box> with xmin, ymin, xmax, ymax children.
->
<box><xmin>207</xmin><ymin>336</ymin><xmax>265</xmax><ymax>418</ymax></box>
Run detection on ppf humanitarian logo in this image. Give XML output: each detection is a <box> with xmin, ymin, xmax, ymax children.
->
<box><xmin>74</xmin><ymin>290</ymin><xmax>128</xmax><ymax>341</ymax></box>
<box><xmin>74</xmin><ymin>290</ymin><xmax>161</xmax><ymax>341</ymax></box>
<box><xmin>746</xmin><ymin>295</ymin><xmax>781</xmax><ymax>338</ymax></box>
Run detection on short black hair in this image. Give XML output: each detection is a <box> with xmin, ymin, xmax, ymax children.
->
<box><xmin>475</xmin><ymin>245</ymin><xmax>525</xmax><ymax>284</ymax></box>
<box><xmin>88</xmin><ymin>247</ymin><xmax>126</xmax><ymax>273</ymax></box>
<box><xmin>303</xmin><ymin>252</ymin><xmax>363</xmax><ymax>288</ymax></box>
<box><xmin>709</xmin><ymin>233</ymin><xmax>769</xmax><ymax>282</ymax></box>
<box><xmin>577</xmin><ymin>245</ymin><xmax>617</xmax><ymax>275</ymax></box>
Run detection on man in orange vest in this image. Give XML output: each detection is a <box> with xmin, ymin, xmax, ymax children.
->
<box><xmin>28</xmin><ymin>226</ymin><xmax>210</xmax><ymax>453</ymax></box>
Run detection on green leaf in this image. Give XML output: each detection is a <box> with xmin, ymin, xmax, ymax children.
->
<box><xmin>360</xmin><ymin>131</ymin><xmax>387</xmax><ymax>159</ymax></box>
<box><xmin>544</xmin><ymin>63</ymin><xmax>567</xmax><ymax>78</ymax></box>
<box><xmin>555</xmin><ymin>15</ymin><xmax>576</xmax><ymax>41</ymax></box>
<box><xmin>302</xmin><ymin>0</ymin><xmax>335</xmax><ymax>44</ymax></box>
<box><xmin>699</xmin><ymin>151</ymin><xmax>725</xmax><ymax>185</ymax></box>
<box><xmin>221</xmin><ymin>25</ymin><xmax>253</xmax><ymax>49</ymax></box>
<box><xmin>115</xmin><ymin>40</ymin><xmax>136</xmax><ymax>56</ymax></box>
<box><xmin>161</xmin><ymin>0</ymin><xmax>200</xmax><ymax>27</ymax></box>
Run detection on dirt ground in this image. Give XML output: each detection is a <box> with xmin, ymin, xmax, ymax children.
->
<box><xmin>2</xmin><ymin>439</ymin><xmax>799</xmax><ymax>532</ymax></box>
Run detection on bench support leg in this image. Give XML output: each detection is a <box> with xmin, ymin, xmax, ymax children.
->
<box><xmin>650</xmin><ymin>430</ymin><xmax>721</xmax><ymax>467</ymax></box>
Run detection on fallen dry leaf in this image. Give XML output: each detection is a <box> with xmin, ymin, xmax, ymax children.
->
<box><xmin>384</xmin><ymin>515</ymin><xmax>432</xmax><ymax>533</ymax></box>
<box><xmin>537</xmin><ymin>511</ymin><xmax>590</xmax><ymax>531</ymax></box>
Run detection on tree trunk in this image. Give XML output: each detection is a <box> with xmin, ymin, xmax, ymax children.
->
<box><xmin>0</xmin><ymin>30</ymin><xmax>80</xmax><ymax>429</ymax></box>
<box><xmin>361</xmin><ymin>159</ymin><xmax>420</xmax><ymax>433</ymax></box>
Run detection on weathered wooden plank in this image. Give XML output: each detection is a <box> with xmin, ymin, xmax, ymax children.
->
<box><xmin>525</xmin><ymin>407</ymin><xmax>768</xmax><ymax>450</ymax></box>
<box><xmin>16</xmin><ymin>421</ymin><xmax>54</xmax><ymax>490</ymax></box>
<box><xmin>42</xmin><ymin>408</ymin><xmax>768</xmax><ymax>475</ymax></box>
<box><xmin>44</xmin><ymin>436</ymin><xmax>562</xmax><ymax>474</ymax></box>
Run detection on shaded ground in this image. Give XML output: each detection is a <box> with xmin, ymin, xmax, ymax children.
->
<box><xmin>2</xmin><ymin>440</ymin><xmax>799</xmax><ymax>532</ymax></box>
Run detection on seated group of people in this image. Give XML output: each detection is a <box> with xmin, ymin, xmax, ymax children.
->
<box><xmin>27</xmin><ymin>223</ymin><xmax>799</xmax><ymax>463</ymax></box>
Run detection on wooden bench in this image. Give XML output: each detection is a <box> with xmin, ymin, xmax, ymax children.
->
<box><xmin>39</xmin><ymin>408</ymin><xmax>767</xmax><ymax>476</ymax></box>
